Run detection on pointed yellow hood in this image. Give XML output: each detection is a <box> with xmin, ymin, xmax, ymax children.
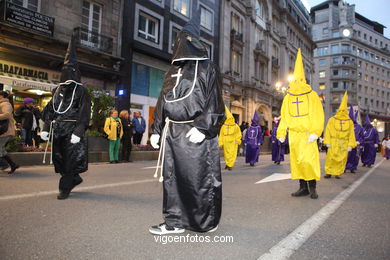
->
<box><xmin>289</xmin><ymin>48</ymin><xmax>312</xmax><ymax>95</ymax></box>
<box><xmin>335</xmin><ymin>91</ymin><xmax>349</xmax><ymax>119</ymax></box>
<box><xmin>224</xmin><ymin>106</ymin><xmax>235</xmax><ymax>125</ymax></box>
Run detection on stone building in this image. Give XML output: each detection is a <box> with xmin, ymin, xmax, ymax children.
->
<box><xmin>311</xmin><ymin>0</ymin><xmax>390</xmax><ymax>137</ymax></box>
<box><xmin>0</xmin><ymin>0</ymin><xmax>122</xmax><ymax>111</ymax></box>
<box><xmin>219</xmin><ymin>0</ymin><xmax>314</xmax><ymax>130</ymax></box>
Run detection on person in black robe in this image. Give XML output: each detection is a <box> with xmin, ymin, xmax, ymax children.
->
<box><xmin>41</xmin><ymin>32</ymin><xmax>91</xmax><ymax>200</ymax></box>
<box><xmin>149</xmin><ymin>11</ymin><xmax>225</xmax><ymax>235</ymax></box>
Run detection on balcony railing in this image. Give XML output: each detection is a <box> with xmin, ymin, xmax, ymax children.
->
<box><xmin>74</xmin><ymin>27</ymin><xmax>113</xmax><ymax>55</ymax></box>
<box><xmin>332</xmin><ymin>60</ymin><xmax>357</xmax><ymax>67</ymax></box>
<box><xmin>330</xmin><ymin>74</ymin><xmax>357</xmax><ymax>80</ymax></box>
<box><xmin>231</xmin><ymin>29</ymin><xmax>243</xmax><ymax>43</ymax></box>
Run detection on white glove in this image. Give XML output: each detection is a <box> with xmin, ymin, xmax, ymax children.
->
<box><xmin>40</xmin><ymin>131</ymin><xmax>49</xmax><ymax>141</ymax></box>
<box><xmin>374</xmin><ymin>144</ymin><xmax>378</xmax><ymax>148</ymax></box>
<box><xmin>150</xmin><ymin>134</ymin><xmax>160</xmax><ymax>149</ymax></box>
<box><xmin>326</xmin><ymin>144</ymin><xmax>331</xmax><ymax>148</ymax></box>
<box><xmin>347</xmin><ymin>146</ymin><xmax>352</xmax><ymax>152</ymax></box>
<box><xmin>278</xmin><ymin>137</ymin><xmax>285</xmax><ymax>143</ymax></box>
<box><xmin>70</xmin><ymin>134</ymin><xmax>81</xmax><ymax>144</ymax></box>
<box><xmin>308</xmin><ymin>134</ymin><xmax>318</xmax><ymax>143</ymax></box>
<box><xmin>186</xmin><ymin>127</ymin><xmax>205</xmax><ymax>143</ymax></box>
<box><xmin>356</xmin><ymin>141</ymin><xmax>360</xmax><ymax>145</ymax></box>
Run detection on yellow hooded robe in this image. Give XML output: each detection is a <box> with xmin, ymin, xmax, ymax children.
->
<box><xmin>324</xmin><ymin>91</ymin><xmax>357</xmax><ymax>175</ymax></box>
<box><xmin>219</xmin><ymin>106</ymin><xmax>242</xmax><ymax>167</ymax></box>
<box><xmin>277</xmin><ymin>48</ymin><xmax>325</xmax><ymax>181</ymax></box>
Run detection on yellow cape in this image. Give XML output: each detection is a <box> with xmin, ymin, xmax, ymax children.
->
<box><xmin>277</xmin><ymin>48</ymin><xmax>324</xmax><ymax>181</ymax></box>
<box><xmin>324</xmin><ymin>91</ymin><xmax>357</xmax><ymax>175</ymax></box>
<box><xmin>219</xmin><ymin>106</ymin><xmax>242</xmax><ymax>167</ymax></box>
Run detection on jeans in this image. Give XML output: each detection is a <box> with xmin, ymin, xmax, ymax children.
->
<box><xmin>21</xmin><ymin>129</ymin><xmax>33</xmax><ymax>146</ymax></box>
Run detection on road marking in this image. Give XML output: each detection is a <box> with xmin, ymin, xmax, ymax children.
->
<box><xmin>258</xmin><ymin>158</ymin><xmax>385</xmax><ymax>260</ymax></box>
<box><xmin>255</xmin><ymin>173</ymin><xmax>290</xmax><ymax>184</ymax></box>
<box><xmin>0</xmin><ymin>179</ymin><xmax>156</xmax><ymax>201</ymax></box>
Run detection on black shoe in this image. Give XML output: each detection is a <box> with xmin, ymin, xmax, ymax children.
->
<box><xmin>70</xmin><ymin>178</ymin><xmax>83</xmax><ymax>191</ymax></box>
<box><xmin>367</xmin><ymin>165</ymin><xmax>372</xmax><ymax>168</ymax></box>
<box><xmin>351</xmin><ymin>170</ymin><xmax>356</xmax><ymax>174</ymax></box>
<box><xmin>227</xmin><ymin>167</ymin><xmax>232</xmax><ymax>171</ymax></box>
<box><xmin>3</xmin><ymin>155</ymin><xmax>19</xmax><ymax>174</ymax></box>
<box><xmin>291</xmin><ymin>180</ymin><xmax>309</xmax><ymax>197</ymax></box>
<box><xmin>308</xmin><ymin>180</ymin><xmax>318</xmax><ymax>199</ymax></box>
<box><xmin>324</xmin><ymin>174</ymin><xmax>331</xmax><ymax>179</ymax></box>
<box><xmin>57</xmin><ymin>190</ymin><xmax>70</xmax><ymax>200</ymax></box>
<box><xmin>276</xmin><ymin>161</ymin><xmax>281</xmax><ymax>165</ymax></box>
<box><xmin>109</xmin><ymin>161</ymin><xmax>114</xmax><ymax>164</ymax></box>
<box><xmin>362</xmin><ymin>164</ymin><xmax>366</xmax><ymax>167</ymax></box>
<box><xmin>250</xmin><ymin>163</ymin><xmax>254</xmax><ymax>167</ymax></box>
<box><xmin>8</xmin><ymin>164</ymin><xmax>19</xmax><ymax>174</ymax></box>
<box><xmin>335</xmin><ymin>176</ymin><xmax>341</xmax><ymax>179</ymax></box>
<box><xmin>224</xmin><ymin>166</ymin><xmax>228</xmax><ymax>170</ymax></box>
<box><xmin>115</xmin><ymin>160</ymin><xmax>119</xmax><ymax>163</ymax></box>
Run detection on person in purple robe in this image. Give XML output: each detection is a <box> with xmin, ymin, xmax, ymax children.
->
<box><xmin>271</xmin><ymin>119</ymin><xmax>287</xmax><ymax>165</ymax></box>
<box><xmin>345</xmin><ymin>107</ymin><xmax>364</xmax><ymax>173</ymax></box>
<box><xmin>244</xmin><ymin>111</ymin><xmax>263</xmax><ymax>166</ymax></box>
<box><xmin>361</xmin><ymin>114</ymin><xmax>379</xmax><ymax>167</ymax></box>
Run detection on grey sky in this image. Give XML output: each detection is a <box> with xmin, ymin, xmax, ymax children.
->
<box><xmin>302</xmin><ymin>0</ymin><xmax>390</xmax><ymax>38</ymax></box>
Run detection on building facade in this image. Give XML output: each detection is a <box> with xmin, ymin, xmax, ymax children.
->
<box><xmin>121</xmin><ymin>0</ymin><xmax>221</xmax><ymax>144</ymax></box>
<box><xmin>219</xmin><ymin>0</ymin><xmax>314</xmax><ymax>130</ymax></box>
<box><xmin>0</xmin><ymin>0</ymin><xmax>123</xmax><ymax>112</ymax></box>
<box><xmin>311</xmin><ymin>0</ymin><xmax>390</xmax><ymax>138</ymax></box>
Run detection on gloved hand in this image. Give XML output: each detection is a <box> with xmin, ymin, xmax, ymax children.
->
<box><xmin>150</xmin><ymin>134</ymin><xmax>160</xmax><ymax>149</ymax></box>
<box><xmin>186</xmin><ymin>127</ymin><xmax>205</xmax><ymax>143</ymax></box>
<box><xmin>356</xmin><ymin>141</ymin><xmax>360</xmax><ymax>145</ymax></box>
<box><xmin>347</xmin><ymin>146</ymin><xmax>352</xmax><ymax>152</ymax></box>
<box><xmin>272</xmin><ymin>141</ymin><xmax>275</xmax><ymax>143</ymax></box>
<box><xmin>278</xmin><ymin>137</ymin><xmax>285</xmax><ymax>143</ymax></box>
<box><xmin>70</xmin><ymin>134</ymin><xmax>81</xmax><ymax>144</ymax></box>
<box><xmin>326</xmin><ymin>144</ymin><xmax>331</xmax><ymax>148</ymax></box>
<box><xmin>374</xmin><ymin>144</ymin><xmax>378</xmax><ymax>148</ymax></box>
<box><xmin>40</xmin><ymin>131</ymin><xmax>49</xmax><ymax>141</ymax></box>
<box><xmin>308</xmin><ymin>134</ymin><xmax>318</xmax><ymax>143</ymax></box>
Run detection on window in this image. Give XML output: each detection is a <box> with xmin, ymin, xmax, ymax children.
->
<box><xmin>170</xmin><ymin>26</ymin><xmax>181</xmax><ymax>51</ymax></box>
<box><xmin>231</xmin><ymin>13</ymin><xmax>242</xmax><ymax>34</ymax></box>
<box><xmin>319</xmin><ymin>59</ymin><xmax>326</xmax><ymax>66</ymax></box>
<box><xmin>255</xmin><ymin>1</ymin><xmax>264</xmax><ymax>25</ymax></box>
<box><xmin>332</xmin><ymin>57</ymin><xmax>340</xmax><ymax>65</ymax></box>
<box><xmin>138</xmin><ymin>12</ymin><xmax>160</xmax><ymax>43</ymax></box>
<box><xmin>319</xmin><ymin>71</ymin><xmax>326</xmax><ymax>78</ymax></box>
<box><xmin>332</xmin><ymin>30</ymin><xmax>340</xmax><ymax>38</ymax></box>
<box><xmin>173</xmin><ymin>0</ymin><xmax>190</xmax><ymax>18</ymax></box>
<box><xmin>81</xmin><ymin>1</ymin><xmax>102</xmax><ymax>47</ymax></box>
<box><xmin>200</xmin><ymin>39</ymin><xmax>213</xmax><ymax>60</ymax></box>
<box><xmin>341</xmin><ymin>44</ymin><xmax>350</xmax><ymax>53</ymax></box>
<box><xmin>319</xmin><ymin>83</ymin><xmax>326</xmax><ymax>90</ymax></box>
<box><xmin>316</xmin><ymin>46</ymin><xmax>328</xmax><ymax>56</ymax></box>
<box><xmin>232</xmin><ymin>50</ymin><xmax>242</xmax><ymax>74</ymax></box>
<box><xmin>200</xmin><ymin>6</ymin><xmax>213</xmax><ymax>32</ymax></box>
<box><xmin>322</xmin><ymin>27</ymin><xmax>329</xmax><ymax>34</ymax></box>
<box><xmin>333</xmin><ymin>70</ymin><xmax>339</xmax><ymax>76</ymax></box>
<box><xmin>9</xmin><ymin>0</ymin><xmax>39</xmax><ymax>11</ymax></box>
<box><xmin>333</xmin><ymin>82</ymin><xmax>338</xmax><ymax>88</ymax></box>
<box><xmin>331</xmin><ymin>44</ymin><xmax>339</xmax><ymax>54</ymax></box>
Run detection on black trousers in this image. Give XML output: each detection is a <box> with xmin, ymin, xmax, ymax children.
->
<box><xmin>133</xmin><ymin>132</ymin><xmax>143</xmax><ymax>144</ymax></box>
<box><xmin>121</xmin><ymin>137</ymin><xmax>132</xmax><ymax>161</ymax></box>
<box><xmin>59</xmin><ymin>173</ymin><xmax>82</xmax><ymax>192</ymax></box>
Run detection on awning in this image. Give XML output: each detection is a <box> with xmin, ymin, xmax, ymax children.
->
<box><xmin>0</xmin><ymin>74</ymin><xmax>57</xmax><ymax>91</ymax></box>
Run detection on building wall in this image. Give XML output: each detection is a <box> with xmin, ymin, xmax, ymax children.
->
<box><xmin>311</xmin><ymin>0</ymin><xmax>390</xmax><ymax>137</ymax></box>
<box><xmin>219</xmin><ymin>0</ymin><xmax>314</xmax><ymax>130</ymax></box>
<box><xmin>124</xmin><ymin>0</ymin><xmax>221</xmax><ymax>144</ymax></box>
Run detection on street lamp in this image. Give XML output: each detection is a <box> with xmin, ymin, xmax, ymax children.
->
<box><xmin>287</xmin><ymin>74</ymin><xmax>294</xmax><ymax>82</ymax></box>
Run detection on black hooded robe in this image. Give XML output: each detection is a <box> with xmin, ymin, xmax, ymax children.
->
<box><xmin>152</xmin><ymin>26</ymin><xmax>225</xmax><ymax>232</ymax></box>
<box><xmin>42</xmin><ymin>32</ymin><xmax>91</xmax><ymax>192</ymax></box>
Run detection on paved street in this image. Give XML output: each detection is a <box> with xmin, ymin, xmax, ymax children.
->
<box><xmin>0</xmin><ymin>154</ymin><xmax>389</xmax><ymax>260</ymax></box>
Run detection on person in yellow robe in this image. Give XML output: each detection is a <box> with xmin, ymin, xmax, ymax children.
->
<box><xmin>324</xmin><ymin>91</ymin><xmax>357</xmax><ymax>179</ymax></box>
<box><xmin>277</xmin><ymin>48</ymin><xmax>324</xmax><ymax>199</ymax></box>
<box><xmin>219</xmin><ymin>106</ymin><xmax>242</xmax><ymax>170</ymax></box>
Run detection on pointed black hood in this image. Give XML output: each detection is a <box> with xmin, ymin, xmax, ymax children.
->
<box><xmin>172</xmin><ymin>10</ymin><xmax>208</xmax><ymax>63</ymax></box>
<box><xmin>60</xmin><ymin>31</ymin><xmax>81</xmax><ymax>84</ymax></box>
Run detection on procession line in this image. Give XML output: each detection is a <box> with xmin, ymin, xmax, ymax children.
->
<box><xmin>258</xmin><ymin>158</ymin><xmax>386</xmax><ymax>260</ymax></box>
<box><xmin>0</xmin><ymin>179</ymin><xmax>156</xmax><ymax>201</ymax></box>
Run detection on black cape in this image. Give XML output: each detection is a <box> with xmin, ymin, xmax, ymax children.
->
<box><xmin>152</xmin><ymin>19</ymin><xmax>225</xmax><ymax>231</ymax></box>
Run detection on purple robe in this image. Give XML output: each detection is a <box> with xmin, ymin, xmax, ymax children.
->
<box><xmin>361</xmin><ymin>127</ymin><xmax>379</xmax><ymax>166</ymax></box>
<box><xmin>345</xmin><ymin>124</ymin><xmax>364</xmax><ymax>170</ymax></box>
<box><xmin>244</xmin><ymin>125</ymin><xmax>262</xmax><ymax>164</ymax></box>
<box><xmin>271</xmin><ymin>125</ymin><xmax>286</xmax><ymax>162</ymax></box>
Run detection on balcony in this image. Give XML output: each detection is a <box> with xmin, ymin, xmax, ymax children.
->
<box><xmin>74</xmin><ymin>27</ymin><xmax>113</xmax><ymax>55</ymax></box>
<box><xmin>231</xmin><ymin>29</ymin><xmax>243</xmax><ymax>45</ymax></box>
<box><xmin>331</xmin><ymin>60</ymin><xmax>357</xmax><ymax>68</ymax></box>
<box><xmin>330</xmin><ymin>73</ymin><xmax>357</xmax><ymax>81</ymax></box>
<box><xmin>0</xmin><ymin>0</ymin><xmax>55</xmax><ymax>37</ymax></box>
